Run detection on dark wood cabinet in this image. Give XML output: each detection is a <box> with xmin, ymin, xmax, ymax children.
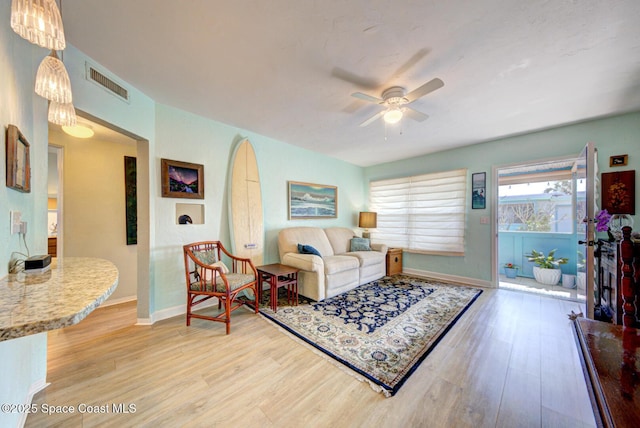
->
<box><xmin>598</xmin><ymin>233</ymin><xmax>639</xmax><ymax>327</ymax></box>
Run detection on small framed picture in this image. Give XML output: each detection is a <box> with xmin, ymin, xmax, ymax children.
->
<box><xmin>472</xmin><ymin>172</ymin><xmax>486</xmax><ymax>209</ymax></box>
<box><xmin>161</xmin><ymin>158</ymin><xmax>204</xmax><ymax>199</ymax></box>
<box><xmin>609</xmin><ymin>154</ymin><xmax>628</xmax><ymax>167</ymax></box>
<box><xmin>5</xmin><ymin>124</ymin><xmax>31</xmax><ymax>193</ymax></box>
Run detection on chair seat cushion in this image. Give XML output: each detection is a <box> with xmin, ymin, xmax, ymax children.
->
<box><xmin>190</xmin><ymin>273</ymin><xmax>255</xmax><ymax>293</ymax></box>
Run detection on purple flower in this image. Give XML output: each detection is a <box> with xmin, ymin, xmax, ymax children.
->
<box><xmin>595</xmin><ymin>209</ymin><xmax>612</xmax><ymax>232</ymax></box>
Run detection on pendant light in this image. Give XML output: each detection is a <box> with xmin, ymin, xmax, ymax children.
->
<box><xmin>10</xmin><ymin>0</ymin><xmax>66</xmax><ymax>50</ymax></box>
<box><xmin>35</xmin><ymin>49</ymin><xmax>72</xmax><ymax>103</ymax></box>
<box><xmin>48</xmin><ymin>101</ymin><xmax>76</xmax><ymax>127</ymax></box>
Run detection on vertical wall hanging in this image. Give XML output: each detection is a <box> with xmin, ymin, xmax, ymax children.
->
<box><xmin>124</xmin><ymin>156</ymin><xmax>137</xmax><ymax>245</ymax></box>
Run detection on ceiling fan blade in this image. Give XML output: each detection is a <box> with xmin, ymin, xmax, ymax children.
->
<box><xmin>351</xmin><ymin>92</ymin><xmax>383</xmax><ymax>104</ymax></box>
<box><xmin>404</xmin><ymin>106</ymin><xmax>429</xmax><ymax>122</ymax></box>
<box><xmin>359</xmin><ymin>110</ymin><xmax>385</xmax><ymax>127</ymax></box>
<box><xmin>405</xmin><ymin>78</ymin><xmax>444</xmax><ymax>102</ymax></box>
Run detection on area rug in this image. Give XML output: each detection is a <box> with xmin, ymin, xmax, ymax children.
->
<box><xmin>258</xmin><ymin>275</ymin><xmax>483</xmax><ymax>397</ymax></box>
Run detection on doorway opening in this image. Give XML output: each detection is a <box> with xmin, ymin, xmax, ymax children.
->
<box><xmin>47</xmin><ymin>110</ymin><xmax>150</xmax><ymax>321</ymax></box>
<box><xmin>496</xmin><ymin>158</ymin><xmax>586</xmax><ymax>302</ymax></box>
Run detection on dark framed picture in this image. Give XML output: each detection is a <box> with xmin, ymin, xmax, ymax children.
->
<box><xmin>609</xmin><ymin>154</ymin><xmax>628</xmax><ymax>167</ymax></box>
<box><xmin>288</xmin><ymin>181</ymin><xmax>337</xmax><ymax>219</ymax></box>
<box><xmin>124</xmin><ymin>156</ymin><xmax>137</xmax><ymax>245</ymax></box>
<box><xmin>472</xmin><ymin>172</ymin><xmax>486</xmax><ymax>209</ymax></box>
<box><xmin>601</xmin><ymin>170</ymin><xmax>635</xmax><ymax>214</ymax></box>
<box><xmin>161</xmin><ymin>158</ymin><xmax>204</xmax><ymax>199</ymax></box>
<box><xmin>5</xmin><ymin>124</ymin><xmax>31</xmax><ymax>193</ymax></box>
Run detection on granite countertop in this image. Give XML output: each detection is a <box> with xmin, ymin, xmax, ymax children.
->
<box><xmin>0</xmin><ymin>257</ymin><xmax>119</xmax><ymax>342</ymax></box>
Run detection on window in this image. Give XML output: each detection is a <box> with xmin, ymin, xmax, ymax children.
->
<box><xmin>369</xmin><ymin>169</ymin><xmax>467</xmax><ymax>255</ymax></box>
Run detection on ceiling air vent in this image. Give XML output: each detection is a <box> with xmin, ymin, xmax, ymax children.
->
<box><xmin>85</xmin><ymin>62</ymin><xmax>130</xmax><ymax>103</ymax></box>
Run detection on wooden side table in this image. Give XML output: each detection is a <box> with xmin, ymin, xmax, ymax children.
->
<box><xmin>256</xmin><ymin>264</ymin><xmax>299</xmax><ymax>312</ymax></box>
<box><xmin>386</xmin><ymin>248</ymin><xmax>403</xmax><ymax>276</ymax></box>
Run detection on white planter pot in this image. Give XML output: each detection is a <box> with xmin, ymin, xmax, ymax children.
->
<box><xmin>533</xmin><ymin>266</ymin><xmax>561</xmax><ymax>285</ymax></box>
<box><xmin>576</xmin><ymin>272</ymin><xmax>586</xmax><ymax>290</ymax></box>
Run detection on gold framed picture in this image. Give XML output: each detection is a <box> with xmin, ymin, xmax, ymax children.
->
<box><xmin>609</xmin><ymin>154</ymin><xmax>628</xmax><ymax>167</ymax></box>
<box><xmin>6</xmin><ymin>124</ymin><xmax>31</xmax><ymax>193</ymax></box>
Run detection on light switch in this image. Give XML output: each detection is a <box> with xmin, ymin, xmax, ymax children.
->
<box><xmin>10</xmin><ymin>211</ymin><xmax>22</xmax><ymax>234</ymax></box>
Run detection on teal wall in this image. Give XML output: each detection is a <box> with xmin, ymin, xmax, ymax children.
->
<box><xmin>152</xmin><ymin>104</ymin><xmax>364</xmax><ymax>312</ymax></box>
<box><xmin>364</xmin><ymin>112</ymin><xmax>640</xmax><ymax>282</ymax></box>
<box><xmin>0</xmin><ymin>5</ymin><xmax>49</xmax><ymax>426</ymax></box>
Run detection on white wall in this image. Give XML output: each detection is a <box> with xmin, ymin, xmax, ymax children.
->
<box><xmin>49</xmin><ymin>129</ymin><xmax>138</xmax><ymax>302</ymax></box>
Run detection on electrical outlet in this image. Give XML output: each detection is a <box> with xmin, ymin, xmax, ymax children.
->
<box><xmin>19</xmin><ymin>221</ymin><xmax>27</xmax><ymax>235</ymax></box>
<box><xmin>10</xmin><ymin>211</ymin><xmax>22</xmax><ymax>234</ymax></box>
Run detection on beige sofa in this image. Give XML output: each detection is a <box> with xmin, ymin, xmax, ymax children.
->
<box><xmin>277</xmin><ymin>227</ymin><xmax>388</xmax><ymax>301</ymax></box>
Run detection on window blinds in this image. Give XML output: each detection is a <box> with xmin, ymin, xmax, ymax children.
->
<box><xmin>369</xmin><ymin>168</ymin><xmax>467</xmax><ymax>255</ymax></box>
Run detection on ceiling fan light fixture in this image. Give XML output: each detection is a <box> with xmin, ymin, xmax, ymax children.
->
<box><xmin>35</xmin><ymin>50</ymin><xmax>73</xmax><ymax>103</ymax></box>
<box><xmin>383</xmin><ymin>106</ymin><xmax>403</xmax><ymax>124</ymax></box>
<box><xmin>10</xmin><ymin>0</ymin><xmax>66</xmax><ymax>50</ymax></box>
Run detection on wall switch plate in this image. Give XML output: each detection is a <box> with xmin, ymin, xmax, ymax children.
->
<box><xmin>10</xmin><ymin>211</ymin><xmax>22</xmax><ymax>234</ymax></box>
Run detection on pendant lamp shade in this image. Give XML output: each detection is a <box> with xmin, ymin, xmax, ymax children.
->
<box><xmin>10</xmin><ymin>0</ymin><xmax>66</xmax><ymax>50</ymax></box>
<box><xmin>48</xmin><ymin>101</ymin><xmax>77</xmax><ymax>127</ymax></box>
<box><xmin>35</xmin><ymin>50</ymin><xmax>72</xmax><ymax>103</ymax></box>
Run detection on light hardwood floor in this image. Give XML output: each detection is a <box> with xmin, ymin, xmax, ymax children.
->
<box><xmin>26</xmin><ymin>288</ymin><xmax>596</xmax><ymax>428</ymax></box>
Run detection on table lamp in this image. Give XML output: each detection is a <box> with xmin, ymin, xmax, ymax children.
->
<box><xmin>358</xmin><ymin>212</ymin><xmax>377</xmax><ymax>239</ymax></box>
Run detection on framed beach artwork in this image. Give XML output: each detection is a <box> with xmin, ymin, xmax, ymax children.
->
<box><xmin>288</xmin><ymin>181</ymin><xmax>337</xmax><ymax>219</ymax></box>
<box><xmin>161</xmin><ymin>158</ymin><xmax>204</xmax><ymax>199</ymax></box>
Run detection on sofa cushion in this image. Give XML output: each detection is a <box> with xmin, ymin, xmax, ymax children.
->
<box><xmin>350</xmin><ymin>237</ymin><xmax>371</xmax><ymax>252</ymax></box>
<box><xmin>346</xmin><ymin>250</ymin><xmax>385</xmax><ymax>267</ymax></box>
<box><xmin>322</xmin><ymin>255</ymin><xmax>359</xmax><ymax>275</ymax></box>
<box><xmin>298</xmin><ymin>243</ymin><xmax>322</xmax><ymax>257</ymax></box>
<box><xmin>278</xmin><ymin>227</ymin><xmax>335</xmax><ymax>260</ymax></box>
<box><xmin>324</xmin><ymin>227</ymin><xmax>359</xmax><ymax>255</ymax></box>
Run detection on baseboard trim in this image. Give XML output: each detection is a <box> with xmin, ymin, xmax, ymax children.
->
<box><xmin>136</xmin><ymin>298</ymin><xmax>220</xmax><ymax>325</ymax></box>
<box><xmin>102</xmin><ymin>295</ymin><xmax>137</xmax><ymax>307</ymax></box>
<box><xmin>18</xmin><ymin>378</ymin><xmax>49</xmax><ymax>428</ymax></box>
<box><xmin>402</xmin><ymin>268</ymin><xmax>494</xmax><ymax>288</ymax></box>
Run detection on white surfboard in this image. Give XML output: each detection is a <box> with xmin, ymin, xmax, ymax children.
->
<box><xmin>228</xmin><ymin>139</ymin><xmax>264</xmax><ymax>266</ymax></box>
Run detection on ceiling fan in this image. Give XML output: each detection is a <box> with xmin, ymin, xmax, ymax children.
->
<box><xmin>351</xmin><ymin>78</ymin><xmax>444</xmax><ymax>127</ymax></box>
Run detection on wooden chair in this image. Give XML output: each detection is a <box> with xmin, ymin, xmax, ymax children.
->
<box><xmin>183</xmin><ymin>241</ymin><xmax>259</xmax><ymax>334</ymax></box>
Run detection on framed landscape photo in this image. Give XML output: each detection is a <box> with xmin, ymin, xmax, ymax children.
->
<box><xmin>6</xmin><ymin>124</ymin><xmax>31</xmax><ymax>193</ymax></box>
<box><xmin>161</xmin><ymin>158</ymin><xmax>204</xmax><ymax>199</ymax></box>
<box><xmin>471</xmin><ymin>172</ymin><xmax>486</xmax><ymax>209</ymax></box>
<box><xmin>288</xmin><ymin>181</ymin><xmax>337</xmax><ymax>219</ymax></box>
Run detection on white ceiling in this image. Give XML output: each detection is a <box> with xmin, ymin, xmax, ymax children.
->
<box><xmin>61</xmin><ymin>0</ymin><xmax>640</xmax><ymax>167</ymax></box>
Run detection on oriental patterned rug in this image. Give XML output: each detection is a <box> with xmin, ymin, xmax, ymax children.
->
<box><xmin>258</xmin><ymin>275</ymin><xmax>482</xmax><ymax>397</ymax></box>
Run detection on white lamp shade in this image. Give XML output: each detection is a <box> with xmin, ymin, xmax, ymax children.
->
<box><xmin>10</xmin><ymin>0</ymin><xmax>66</xmax><ymax>50</ymax></box>
<box><xmin>48</xmin><ymin>101</ymin><xmax>77</xmax><ymax>127</ymax></box>
<box><xmin>35</xmin><ymin>50</ymin><xmax>72</xmax><ymax>103</ymax></box>
<box><xmin>383</xmin><ymin>106</ymin><xmax>403</xmax><ymax>124</ymax></box>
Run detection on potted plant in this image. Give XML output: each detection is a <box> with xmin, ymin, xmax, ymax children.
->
<box><xmin>525</xmin><ymin>249</ymin><xmax>569</xmax><ymax>285</ymax></box>
<box><xmin>503</xmin><ymin>263</ymin><xmax>519</xmax><ymax>279</ymax></box>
